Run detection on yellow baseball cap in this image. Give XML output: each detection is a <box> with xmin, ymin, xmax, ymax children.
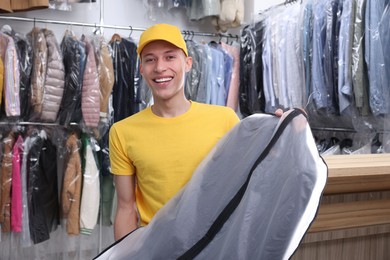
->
<box><xmin>137</xmin><ymin>23</ymin><xmax>188</xmax><ymax>57</ymax></box>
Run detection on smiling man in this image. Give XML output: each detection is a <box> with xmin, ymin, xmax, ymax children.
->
<box><xmin>109</xmin><ymin>23</ymin><xmax>240</xmax><ymax>241</ymax></box>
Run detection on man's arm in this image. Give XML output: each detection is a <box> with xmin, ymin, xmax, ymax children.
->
<box><xmin>114</xmin><ymin>174</ymin><xmax>138</xmax><ymax>241</ymax></box>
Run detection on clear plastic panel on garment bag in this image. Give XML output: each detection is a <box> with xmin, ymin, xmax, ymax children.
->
<box><xmin>79</xmin><ymin>35</ymin><xmax>101</xmax><ymax>132</ymax></box>
<box><xmin>143</xmin><ymin>0</ymin><xmax>167</xmax><ymax>21</ymax></box>
<box><xmin>26</xmin><ymin>27</ymin><xmax>47</xmax><ymax>122</ymax></box>
<box><xmin>40</xmin><ymin>28</ymin><xmax>66</xmax><ymax>124</ymax></box>
<box><xmin>49</xmin><ymin>0</ymin><xmax>72</xmax><ymax>11</ymax></box>
<box><xmin>57</xmin><ymin>29</ymin><xmax>85</xmax><ymax>126</ymax></box>
<box><xmin>1</xmin><ymin>25</ymin><xmax>33</xmax><ymax>120</ymax></box>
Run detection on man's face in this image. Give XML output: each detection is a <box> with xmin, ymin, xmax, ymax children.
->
<box><xmin>140</xmin><ymin>40</ymin><xmax>192</xmax><ymax>103</ymax></box>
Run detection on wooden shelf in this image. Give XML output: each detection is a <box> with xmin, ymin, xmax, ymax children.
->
<box><xmin>323</xmin><ymin>154</ymin><xmax>390</xmax><ymax>195</ymax></box>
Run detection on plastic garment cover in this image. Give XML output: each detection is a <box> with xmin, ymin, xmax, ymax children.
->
<box><xmin>0</xmin><ymin>132</ymin><xmax>16</xmax><ymax>233</ymax></box>
<box><xmin>81</xmin><ymin>35</ymin><xmax>100</xmax><ymax>128</ymax></box>
<box><xmin>90</xmin><ymin>35</ymin><xmax>115</xmax><ymax>117</ymax></box>
<box><xmin>79</xmin><ymin>134</ymin><xmax>100</xmax><ymax>235</ymax></box>
<box><xmin>0</xmin><ymin>32</ymin><xmax>20</xmax><ymax>117</ymax></box>
<box><xmin>27</xmin><ymin>130</ymin><xmax>59</xmax><ymax>244</ymax></box>
<box><xmin>20</xmin><ymin>135</ymin><xmax>33</xmax><ymax>247</ymax></box>
<box><xmin>40</xmin><ymin>28</ymin><xmax>66</xmax><ymax>122</ymax></box>
<box><xmin>27</xmin><ymin>28</ymin><xmax>47</xmax><ymax>120</ymax></box>
<box><xmin>365</xmin><ymin>0</ymin><xmax>390</xmax><ymax>116</ymax></box>
<box><xmin>212</xmin><ymin>0</ymin><xmax>244</xmax><ymax>32</ymax></box>
<box><xmin>58</xmin><ymin>31</ymin><xmax>86</xmax><ymax>125</ymax></box>
<box><xmin>95</xmin><ymin>109</ymin><xmax>327</xmax><ymax>260</ymax></box>
<box><xmin>61</xmin><ymin>133</ymin><xmax>82</xmax><ymax>235</ymax></box>
<box><xmin>11</xmin><ymin>135</ymin><xmax>23</xmax><ymax>233</ymax></box>
<box><xmin>110</xmin><ymin>37</ymin><xmax>136</xmax><ymax>122</ymax></box>
<box><xmin>240</xmin><ymin>21</ymin><xmax>265</xmax><ymax>116</ymax></box>
<box><xmin>1</xmin><ymin>26</ymin><xmax>33</xmax><ymax>120</ymax></box>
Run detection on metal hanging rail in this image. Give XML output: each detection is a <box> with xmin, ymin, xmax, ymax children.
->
<box><xmin>0</xmin><ymin>15</ymin><xmax>239</xmax><ymax>39</ymax></box>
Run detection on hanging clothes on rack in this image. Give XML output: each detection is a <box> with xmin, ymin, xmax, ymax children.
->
<box><xmin>0</xmin><ymin>131</ymin><xmax>16</xmax><ymax>233</ymax></box>
<box><xmin>79</xmin><ymin>134</ymin><xmax>100</xmax><ymax>235</ymax></box>
<box><xmin>81</xmin><ymin>35</ymin><xmax>100</xmax><ymax>128</ymax></box>
<box><xmin>11</xmin><ymin>134</ymin><xmax>23</xmax><ymax>233</ymax></box>
<box><xmin>184</xmin><ymin>38</ymin><xmax>238</xmax><ymax>109</ymax></box>
<box><xmin>365</xmin><ymin>0</ymin><xmax>390</xmax><ymax>116</ymax></box>
<box><xmin>40</xmin><ymin>28</ymin><xmax>66</xmax><ymax>122</ymax></box>
<box><xmin>110</xmin><ymin>35</ymin><xmax>137</xmax><ymax>123</ymax></box>
<box><xmin>1</xmin><ymin>26</ymin><xmax>33</xmax><ymax>120</ymax></box>
<box><xmin>58</xmin><ymin>31</ymin><xmax>86</xmax><ymax>126</ymax></box>
<box><xmin>0</xmin><ymin>31</ymin><xmax>20</xmax><ymax>117</ymax></box>
<box><xmin>27</xmin><ymin>129</ymin><xmax>59</xmax><ymax>244</ymax></box>
<box><xmin>61</xmin><ymin>132</ymin><xmax>82</xmax><ymax>236</ymax></box>
<box><xmin>27</xmin><ymin>27</ymin><xmax>47</xmax><ymax>121</ymax></box>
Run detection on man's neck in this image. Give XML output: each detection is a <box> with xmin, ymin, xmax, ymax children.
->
<box><xmin>151</xmin><ymin>99</ymin><xmax>191</xmax><ymax>118</ymax></box>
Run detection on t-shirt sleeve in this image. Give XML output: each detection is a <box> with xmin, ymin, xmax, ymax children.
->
<box><xmin>226</xmin><ymin>107</ymin><xmax>240</xmax><ymax>130</ymax></box>
<box><xmin>109</xmin><ymin>124</ymin><xmax>135</xmax><ymax>176</ymax></box>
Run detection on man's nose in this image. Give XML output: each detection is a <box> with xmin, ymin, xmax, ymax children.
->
<box><xmin>154</xmin><ymin>59</ymin><xmax>167</xmax><ymax>73</ymax></box>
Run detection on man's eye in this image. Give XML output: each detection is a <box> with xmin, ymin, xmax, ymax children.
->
<box><xmin>167</xmin><ymin>56</ymin><xmax>175</xmax><ymax>60</ymax></box>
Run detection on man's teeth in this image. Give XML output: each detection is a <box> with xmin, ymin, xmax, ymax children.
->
<box><xmin>155</xmin><ymin>77</ymin><xmax>172</xmax><ymax>83</ymax></box>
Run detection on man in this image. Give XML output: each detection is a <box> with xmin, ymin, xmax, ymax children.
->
<box><xmin>109</xmin><ymin>23</ymin><xmax>241</xmax><ymax>241</ymax></box>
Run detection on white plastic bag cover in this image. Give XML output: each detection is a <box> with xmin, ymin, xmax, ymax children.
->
<box><xmin>95</xmin><ymin>108</ymin><xmax>328</xmax><ymax>260</ymax></box>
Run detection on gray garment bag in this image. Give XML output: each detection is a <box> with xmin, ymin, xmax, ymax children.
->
<box><xmin>96</xmin><ymin>108</ymin><xmax>328</xmax><ymax>260</ymax></box>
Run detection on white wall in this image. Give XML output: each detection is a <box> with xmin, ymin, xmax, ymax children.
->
<box><xmin>0</xmin><ymin>0</ymin><xmax>284</xmax><ymax>42</ymax></box>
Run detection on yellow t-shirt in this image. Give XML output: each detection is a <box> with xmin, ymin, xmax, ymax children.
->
<box><xmin>109</xmin><ymin>101</ymin><xmax>240</xmax><ymax>225</ymax></box>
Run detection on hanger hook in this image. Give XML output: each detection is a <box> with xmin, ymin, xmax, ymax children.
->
<box><xmin>129</xmin><ymin>25</ymin><xmax>133</xmax><ymax>37</ymax></box>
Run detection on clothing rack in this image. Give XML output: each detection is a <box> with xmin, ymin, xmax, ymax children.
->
<box><xmin>311</xmin><ymin>126</ymin><xmax>390</xmax><ymax>134</ymax></box>
<box><xmin>0</xmin><ymin>15</ymin><xmax>239</xmax><ymax>39</ymax></box>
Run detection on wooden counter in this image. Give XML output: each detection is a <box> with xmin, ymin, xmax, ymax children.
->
<box><xmin>292</xmin><ymin>154</ymin><xmax>390</xmax><ymax>260</ymax></box>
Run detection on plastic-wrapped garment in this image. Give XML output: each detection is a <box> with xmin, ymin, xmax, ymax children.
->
<box><xmin>11</xmin><ymin>135</ymin><xmax>23</xmax><ymax>232</ymax></box>
<box><xmin>0</xmin><ymin>132</ymin><xmax>16</xmax><ymax>233</ymax></box>
<box><xmin>27</xmin><ymin>28</ymin><xmax>47</xmax><ymax>119</ymax></box>
<box><xmin>61</xmin><ymin>133</ymin><xmax>82</xmax><ymax>235</ymax></box>
<box><xmin>365</xmin><ymin>0</ymin><xmax>390</xmax><ymax>116</ymax></box>
<box><xmin>337</xmin><ymin>0</ymin><xmax>355</xmax><ymax>115</ymax></box>
<box><xmin>323</xmin><ymin>0</ymin><xmax>340</xmax><ymax>115</ymax></box>
<box><xmin>58</xmin><ymin>32</ymin><xmax>86</xmax><ymax>125</ymax></box>
<box><xmin>27</xmin><ymin>130</ymin><xmax>59</xmax><ymax>244</ymax></box>
<box><xmin>221</xmin><ymin>42</ymin><xmax>240</xmax><ymax>112</ymax></box>
<box><xmin>351</xmin><ymin>0</ymin><xmax>370</xmax><ymax>116</ymax></box>
<box><xmin>185</xmin><ymin>41</ymin><xmax>202</xmax><ymax>102</ymax></box>
<box><xmin>40</xmin><ymin>28</ymin><xmax>65</xmax><ymax>122</ymax></box>
<box><xmin>20</xmin><ymin>135</ymin><xmax>33</xmax><ymax>247</ymax></box>
<box><xmin>311</xmin><ymin>1</ymin><xmax>328</xmax><ymax>111</ymax></box>
<box><xmin>91</xmin><ymin>35</ymin><xmax>114</xmax><ymax>119</ymax></box>
<box><xmin>98</xmin><ymin>129</ymin><xmax>115</xmax><ymax>226</ymax></box>
<box><xmin>240</xmin><ymin>21</ymin><xmax>265</xmax><ymax>116</ymax></box>
<box><xmin>48</xmin><ymin>0</ymin><xmax>71</xmax><ymax>11</ymax></box>
<box><xmin>0</xmin><ymin>32</ymin><xmax>20</xmax><ymax>117</ymax></box>
<box><xmin>14</xmin><ymin>33</ymin><xmax>33</xmax><ymax>120</ymax></box>
<box><xmin>211</xmin><ymin>0</ymin><xmax>244</xmax><ymax>32</ymax></box>
<box><xmin>110</xmin><ymin>37</ymin><xmax>136</xmax><ymax>122</ymax></box>
<box><xmin>1</xmin><ymin>26</ymin><xmax>34</xmax><ymax>120</ymax></box>
<box><xmin>188</xmin><ymin>0</ymin><xmax>220</xmax><ymax>21</ymax></box>
<box><xmin>95</xmin><ymin>109</ymin><xmax>327</xmax><ymax>260</ymax></box>
<box><xmin>207</xmin><ymin>44</ymin><xmax>226</xmax><ymax>106</ymax></box>
<box><xmin>80</xmin><ymin>135</ymin><xmax>100</xmax><ymax>235</ymax></box>
<box><xmin>81</xmin><ymin>35</ymin><xmax>100</xmax><ymax>128</ymax></box>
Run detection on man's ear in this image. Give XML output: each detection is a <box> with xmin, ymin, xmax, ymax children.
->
<box><xmin>185</xmin><ymin>56</ymin><xmax>193</xmax><ymax>72</ymax></box>
<box><xmin>139</xmin><ymin>63</ymin><xmax>144</xmax><ymax>75</ymax></box>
